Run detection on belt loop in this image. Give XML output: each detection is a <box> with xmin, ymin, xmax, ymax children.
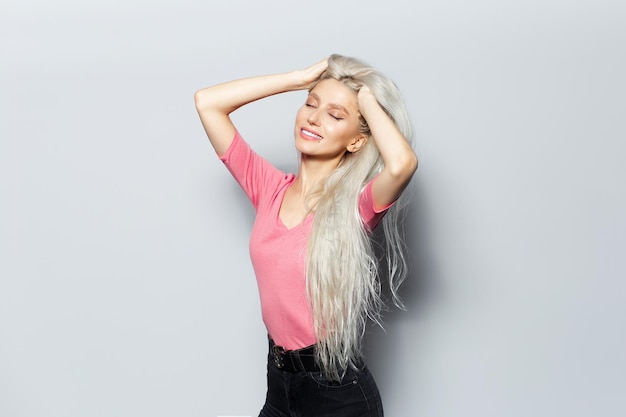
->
<box><xmin>272</xmin><ymin>344</ymin><xmax>285</xmax><ymax>369</ymax></box>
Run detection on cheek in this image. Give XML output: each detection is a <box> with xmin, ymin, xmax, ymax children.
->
<box><xmin>295</xmin><ymin>108</ymin><xmax>311</xmax><ymax>125</ymax></box>
<box><xmin>332</xmin><ymin>123</ymin><xmax>359</xmax><ymax>142</ymax></box>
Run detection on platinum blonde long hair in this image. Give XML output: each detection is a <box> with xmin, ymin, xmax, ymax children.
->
<box><xmin>305</xmin><ymin>54</ymin><xmax>414</xmax><ymax>380</ymax></box>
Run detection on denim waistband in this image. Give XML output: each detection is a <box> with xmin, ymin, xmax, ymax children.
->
<box><xmin>268</xmin><ymin>338</ymin><xmax>319</xmax><ymax>372</ymax></box>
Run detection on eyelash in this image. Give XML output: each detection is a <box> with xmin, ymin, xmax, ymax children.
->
<box><xmin>306</xmin><ymin>103</ymin><xmax>343</xmax><ymax>121</ymax></box>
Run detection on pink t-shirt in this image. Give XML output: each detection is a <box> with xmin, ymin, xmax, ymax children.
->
<box><xmin>220</xmin><ymin>131</ymin><xmax>391</xmax><ymax>350</ymax></box>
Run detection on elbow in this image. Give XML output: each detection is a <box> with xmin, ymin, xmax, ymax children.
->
<box><xmin>194</xmin><ymin>89</ymin><xmax>208</xmax><ymax>112</ymax></box>
<box><xmin>407</xmin><ymin>151</ymin><xmax>419</xmax><ymax>174</ymax></box>
<box><xmin>194</xmin><ymin>88</ymin><xmax>220</xmax><ymax>113</ymax></box>
<box><xmin>194</xmin><ymin>88</ymin><xmax>232</xmax><ymax>115</ymax></box>
<box><xmin>388</xmin><ymin>150</ymin><xmax>418</xmax><ymax>180</ymax></box>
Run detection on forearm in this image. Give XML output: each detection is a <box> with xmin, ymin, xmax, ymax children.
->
<box><xmin>359</xmin><ymin>93</ymin><xmax>417</xmax><ymax>177</ymax></box>
<box><xmin>194</xmin><ymin>72</ymin><xmax>303</xmax><ymax>115</ymax></box>
<box><xmin>358</xmin><ymin>87</ymin><xmax>417</xmax><ymax>208</ymax></box>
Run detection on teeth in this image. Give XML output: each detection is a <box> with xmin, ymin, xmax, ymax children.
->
<box><xmin>302</xmin><ymin>129</ymin><xmax>322</xmax><ymax>140</ymax></box>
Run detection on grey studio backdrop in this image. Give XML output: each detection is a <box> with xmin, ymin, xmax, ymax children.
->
<box><xmin>1</xmin><ymin>0</ymin><xmax>624</xmax><ymax>416</ymax></box>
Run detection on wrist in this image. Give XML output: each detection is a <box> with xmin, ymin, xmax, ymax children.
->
<box><xmin>285</xmin><ymin>70</ymin><xmax>308</xmax><ymax>91</ymax></box>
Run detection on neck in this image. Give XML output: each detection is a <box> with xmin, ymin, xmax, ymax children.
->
<box><xmin>293</xmin><ymin>153</ymin><xmax>343</xmax><ymax>196</ymax></box>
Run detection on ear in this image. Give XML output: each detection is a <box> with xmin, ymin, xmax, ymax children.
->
<box><xmin>346</xmin><ymin>133</ymin><xmax>368</xmax><ymax>153</ymax></box>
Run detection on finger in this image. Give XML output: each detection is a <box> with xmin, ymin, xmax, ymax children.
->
<box><xmin>313</xmin><ymin>57</ymin><xmax>328</xmax><ymax>70</ymax></box>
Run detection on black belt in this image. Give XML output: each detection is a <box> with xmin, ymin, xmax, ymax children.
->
<box><xmin>269</xmin><ymin>339</ymin><xmax>318</xmax><ymax>372</ymax></box>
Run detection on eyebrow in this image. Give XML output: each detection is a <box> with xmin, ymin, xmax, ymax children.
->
<box><xmin>308</xmin><ymin>92</ymin><xmax>351</xmax><ymax>115</ymax></box>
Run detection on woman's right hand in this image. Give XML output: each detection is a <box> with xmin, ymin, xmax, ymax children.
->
<box><xmin>294</xmin><ymin>57</ymin><xmax>329</xmax><ymax>90</ymax></box>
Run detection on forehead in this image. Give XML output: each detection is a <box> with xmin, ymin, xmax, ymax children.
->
<box><xmin>309</xmin><ymin>79</ymin><xmax>358</xmax><ymax>110</ymax></box>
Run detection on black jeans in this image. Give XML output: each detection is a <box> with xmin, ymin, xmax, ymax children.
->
<box><xmin>259</xmin><ymin>341</ymin><xmax>384</xmax><ymax>417</ymax></box>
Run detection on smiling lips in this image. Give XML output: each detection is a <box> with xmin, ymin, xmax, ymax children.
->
<box><xmin>300</xmin><ymin>128</ymin><xmax>323</xmax><ymax>141</ymax></box>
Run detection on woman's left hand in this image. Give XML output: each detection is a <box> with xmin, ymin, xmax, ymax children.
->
<box><xmin>357</xmin><ymin>85</ymin><xmax>379</xmax><ymax>119</ymax></box>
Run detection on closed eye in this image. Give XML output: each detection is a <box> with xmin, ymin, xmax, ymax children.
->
<box><xmin>329</xmin><ymin>113</ymin><xmax>343</xmax><ymax>120</ymax></box>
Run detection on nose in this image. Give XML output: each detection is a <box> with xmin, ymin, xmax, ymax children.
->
<box><xmin>307</xmin><ymin>109</ymin><xmax>320</xmax><ymax>126</ymax></box>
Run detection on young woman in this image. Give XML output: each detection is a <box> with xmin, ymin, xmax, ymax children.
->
<box><xmin>195</xmin><ymin>54</ymin><xmax>418</xmax><ymax>417</ymax></box>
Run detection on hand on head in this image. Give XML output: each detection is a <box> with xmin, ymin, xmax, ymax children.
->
<box><xmin>357</xmin><ymin>85</ymin><xmax>375</xmax><ymax>105</ymax></box>
<box><xmin>296</xmin><ymin>57</ymin><xmax>329</xmax><ymax>90</ymax></box>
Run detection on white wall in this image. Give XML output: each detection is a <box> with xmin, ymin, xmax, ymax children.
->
<box><xmin>1</xmin><ymin>1</ymin><xmax>624</xmax><ymax>416</ymax></box>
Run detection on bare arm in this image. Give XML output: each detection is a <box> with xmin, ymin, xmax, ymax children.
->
<box><xmin>358</xmin><ymin>86</ymin><xmax>418</xmax><ymax>209</ymax></box>
<box><xmin>194</xmin><ymin>59</ymin><xmax>328</xmax><ymax>156</ymax></box>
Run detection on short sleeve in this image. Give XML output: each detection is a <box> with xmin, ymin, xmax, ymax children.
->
<box><xmin>219</xmin><ymin>130</ymin><xmax>287</xmax><ymax>210</ymax></box>
<box><xmin>359</xmin><ymin>177</ymin><xmax>396</xmax><ymax>231</ymax></box>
